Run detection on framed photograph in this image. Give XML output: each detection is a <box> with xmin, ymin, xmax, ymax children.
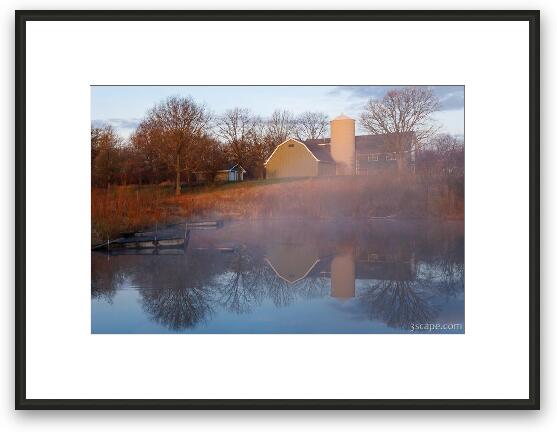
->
<box><xmin>15</xmin><ymin>10</ymin><xmax>539</xmax><ymax>409</ymax></box>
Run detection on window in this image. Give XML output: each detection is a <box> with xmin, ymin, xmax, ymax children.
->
<box><xmin>385</xmin><ymin>153</ymin><xmax>396</xmax><ymax>161</ymax></box>
<box><xmin>368</xmin><ymin>154</ymin><xmax>379</xmax><ymax>162</ymax></box>
<box><xmin>367</xmin><ymin>253</ymin><xmax>380</xmax><ymax>262</ymax></box>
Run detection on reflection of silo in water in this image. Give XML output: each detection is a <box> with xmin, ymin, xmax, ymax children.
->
<box><xmin>330</xmin><ymin>251</ymin><xmax>355</xmax><ymax>299</ymax></box>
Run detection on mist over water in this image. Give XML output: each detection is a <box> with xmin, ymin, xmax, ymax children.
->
<box><xmin>91</xmin><ymin>219</ymin><xmax>464</xmax><ymax>334</ymax></box>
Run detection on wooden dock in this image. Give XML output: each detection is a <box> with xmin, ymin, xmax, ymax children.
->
<box><xmin>92</xmin><ymin>231</ymin><xmax>190</xmax><ymax>251</ymax></box>
<box><xmin>91</xmin><ymin>220</ymin><xmax>224</xmax><ymax>252</ymax></box>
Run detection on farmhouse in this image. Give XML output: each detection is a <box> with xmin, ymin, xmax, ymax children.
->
<box><xmin>264</xmin><ymin>114</ymin><xmax>416</xmax><ymax>178</ymax></box>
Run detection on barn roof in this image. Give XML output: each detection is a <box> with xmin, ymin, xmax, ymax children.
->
<box><xmin>264</xmin><ymin>138</ymin><xmax>335</xmax><ymax>165</ymax></box>
<box><xmin>304</xmin><ymin>142</ymin><xmax>335</xmax><ymax>163</ymax></box>
<box><xmin>304</xmin><ymin>132</ymin><xmax>415</xmax><ymax>155</ymax></box>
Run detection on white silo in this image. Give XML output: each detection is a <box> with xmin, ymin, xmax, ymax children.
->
<box><xmin>330</xmin><ymin>114</ymin><xmax>356</xmax><ymax>175</ymax></box>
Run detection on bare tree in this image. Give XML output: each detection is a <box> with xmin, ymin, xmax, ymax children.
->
<box><xmin>91</xmin><ymin>125</ymin><xmax>103</xmax><ymax>170</ymax></box>
<box><xmin>194</xmin><ymin>134</ymin><xmax>227</xmax><ymax>183</ymax></box>
<box><xmin>247</xmin><ymin>116</ymin><xmax>270</xmax><ymax>179</ymax></box>
<box><xmin>216</xmin><ymin>108</ymin><xmax>256</xmax><ymax>167</ymax></box>
<box><xmin>91</xmin><ymin>124</ymin><xmax>122</xmax><ymax>188</ymax></box>
<box><xmin>266</xmin><ymin>109</ymin><xmax>298</xmax><ymax>148</ymax></box>
<box><xmin>216</xmin><ymin>108</ymin><xmax>274</xmax><ymax>179</ymax></box>
<box><xmin>296</xmin><ymin>111</ymin><xmax>328</xmax><ymax>141</ymax></box>
<box><xmin>418</xmin><ymin>134</ymin><xmax>464</xmax><ymax>215</ymax></box>
<box><xmin>130</xmin><ymin>126</ymin><xmax>167</xmax><ymax>185</ymax></box>
<box><xmin>360</xmin><ymin>87</ymin><xmax>440</xmax><ymax>174</ymax></box>
<box><xmin>139</xmin><ymin>96</ymin><xmax>210</xmax><ymax>195</ymax></box>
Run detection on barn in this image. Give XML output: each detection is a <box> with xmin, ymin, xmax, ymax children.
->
<box><xmin>264</xmin><ymin>114</ymin><xmax>416</xmax><ymax>178</ymax></box>
<box><xmin>264</xmin><ymin>139</ymin><xmax>335</xmax><ymax>179</ymax></box>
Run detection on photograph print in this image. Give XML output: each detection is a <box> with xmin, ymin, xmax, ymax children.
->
<box><xmin>91</xmin><ymin>85</ymin><xmax>465</xmax><ymax>334</ymax></box>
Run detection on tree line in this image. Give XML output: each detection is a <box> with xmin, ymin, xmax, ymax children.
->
<box><xmin>91</xmin><ymin>87</ymin><xmax>464</xmax><ymax>198</ymax></box>
<box><xmin>91</xmin><ymin>96</ymin><xmax>330</xmax><ymax>194</ymax></box>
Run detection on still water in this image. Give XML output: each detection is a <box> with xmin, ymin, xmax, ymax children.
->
<box><xmin>91</xmin><ymin>219</ymin><xmax>464</xmax><ymax>334</ymax></box>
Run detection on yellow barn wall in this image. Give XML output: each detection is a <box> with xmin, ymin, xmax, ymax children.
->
<box><xmin>265</xmin><ymin>140</ymin><xmax>319</xmax><ymax>179</ymax></box>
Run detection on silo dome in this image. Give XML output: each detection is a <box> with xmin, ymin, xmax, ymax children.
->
<box><xmin>333</xmin><ymin>113</ymin><xmax>354</xmax><ymax>121</ymax></box>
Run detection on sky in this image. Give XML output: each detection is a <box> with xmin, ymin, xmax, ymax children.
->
<box><xmin>91</xmin><ymin>85</ymin><xmax>464</xmax><ymax>139</ymax></box>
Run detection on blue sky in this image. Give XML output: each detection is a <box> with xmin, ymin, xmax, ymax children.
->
<box><xmin>91</xmin><ymin>85</ymin><xmax>464</xmax><ymax>139</ymax></box>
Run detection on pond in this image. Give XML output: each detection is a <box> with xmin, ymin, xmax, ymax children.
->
<box><xmin>91</xmin><ymin>219</ymin><xmax>464</xmax><ymax>334</ymax></box>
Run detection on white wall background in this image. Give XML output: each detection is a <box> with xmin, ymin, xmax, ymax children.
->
<box><xmin>0</xmin><ymin>0</ymin><xmax>552</xmax><ymax>430</ymax></box>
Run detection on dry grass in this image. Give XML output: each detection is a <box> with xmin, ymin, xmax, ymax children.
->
<box><xmin>91</xmin><ymin>186</ymin><xmax>176</xmax><ymax>245</ymax></box>
<box><xmin>173</xmin><ymin>175</ymin><xmax>417</xmax><ymax>220</ymax></box>
<box><xmin>92</xmin><ymin>175</ymin><xmax>463</xmax><ymax>245</ymax></box>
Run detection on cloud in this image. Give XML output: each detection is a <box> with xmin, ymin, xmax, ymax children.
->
<box><xmin>435</xmin><ymin>88</ymin><xmax>464</xmax><ymax>110</ymax></box>
<box><xmin>330</xmin><ymin>85</ymin><xmax>464</xmax><ymax>111</ymax></box>
<box><xmin>91</xmin><ymin>118</ymin><xmax>141</xmax><ymax>130</ymax></box>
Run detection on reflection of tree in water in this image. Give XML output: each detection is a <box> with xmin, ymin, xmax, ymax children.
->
<box><xmin>434</xmin><ymin>260</ymin><xmax>464</xmax><ymax>297</ymax></box>
<box><xmin>262</xmin><ymin>270</ymin><xmax>296</xmax><ymax>307</ymax></box>
<box><xmin>360</xmin><ymin>279</ymin><xmax>439</xmax><ymax>330</ymax></box>
<box><xmin>216</xmin><ymin>248</ymin><xmax>330</xmax><ymax>310</ymax></box>
<box><xmin>216</xmin><ymin>246</ymin><xmax>265</xmax><ymax>314</ymax></box>
<box><xmin>415</xmin><ymin>224</ymin><xmax>464</xmax><ymax>298</ymax></box>
<box><xmin>92</xmin><ymin>220</ymin><xmax>464</xmax><ymax>331</ymax></box>
<box><xmin>137</xmin><ymin>253</ymin><xmax>219</xmax><ymax>330</ymax></box>
<box><xmin>262</xmin><ymin>266</ymin><xmax>329</xmax><ymax>307</ymax></box>
<box><xmin>91</xmin><ymin>254</ymin><xmax>129</xmax><ymax>303</ymax></box>
<box><xmin>359</xmin><ymin>253</ymin><xmax>464</xmax><ymax>330</ymax></box>
<box><xmin>294</xmin><ymin>276</ymin><xmax>330</xmax><ymax>300</ymax></box>
<box><xmin>219</xmin><ymin>250</ymin><xmax>299</xmax><ymax>309</ymax></box>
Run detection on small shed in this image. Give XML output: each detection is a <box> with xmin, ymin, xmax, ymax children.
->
<box><xmin>214</xmin><ymin>164</ymin><xmax>246</xmax><ymax>182</ymax></box>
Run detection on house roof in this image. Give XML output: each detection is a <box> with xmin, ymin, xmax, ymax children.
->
<box><xmin>304</xmin><ymin>132</ymin><xmax>415</xmax><ymax>156</ymax></box>
<box><xmin>354</xmin><ymin>132</ymin><xmax>415</xmax><ymax>153</ymax></box>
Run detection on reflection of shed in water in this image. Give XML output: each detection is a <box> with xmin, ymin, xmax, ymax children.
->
<box><xmin>264</xmin><ymin>242</ymin><xmax>417</xmax><ymax>299</ymax></box>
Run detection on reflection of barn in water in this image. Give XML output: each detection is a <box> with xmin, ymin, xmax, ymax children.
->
<box><xmin>264</xmin><ymin>242</ymin><xmax>321</xmax><ymax>284</ymax></box>
<box><xmin>186</xmin><ymin>219</ymin><xmax>420</xmax><ymax>300</ymax></box>
<box><xmin>263</xmin><ymin>240</ymin><xmax>416</xmax><ymax>299</ymax></box>
<box><xmin>92</xmin><ymin>219</ymin><xmax>463</xmax><ymax>332</ymax></box>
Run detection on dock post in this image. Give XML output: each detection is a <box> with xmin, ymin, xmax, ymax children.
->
<box><xmin>184</xmin><ymin>224</ymin><xmax>191</xmax><ymax>250</ymax></box>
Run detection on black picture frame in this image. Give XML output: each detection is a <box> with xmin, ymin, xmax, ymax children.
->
<box><xmin>14</xmin><ymin>9</ymin><xmax>540</xmax><ymax>410</ymax></box>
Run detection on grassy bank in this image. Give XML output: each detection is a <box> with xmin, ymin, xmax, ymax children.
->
<box><xmin>91</xmin><ymin>176</ymin><xmax>463</xmax><ymax>245</ymax></box>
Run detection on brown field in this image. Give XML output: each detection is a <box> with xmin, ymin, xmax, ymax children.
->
<box><xmin>91</xmin><ymin>176</ymin><xmax>463</xmax><ymax>245</ymax></box>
